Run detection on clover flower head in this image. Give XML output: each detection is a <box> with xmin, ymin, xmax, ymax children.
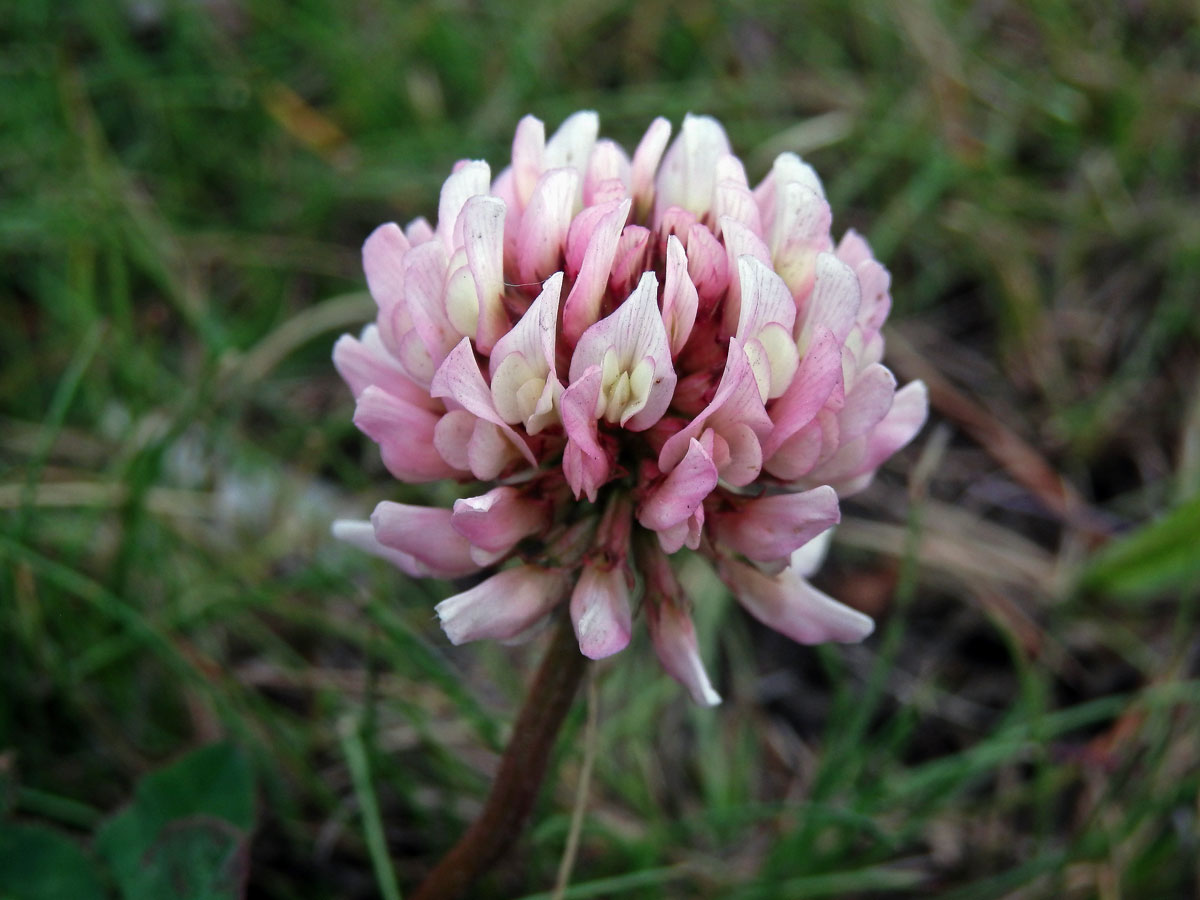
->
<box><xmin>334</xmin><ymin>112</ymin><xmax>928</xmax><ymax>705</ymax></box>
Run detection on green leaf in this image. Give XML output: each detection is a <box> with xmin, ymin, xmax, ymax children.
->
<box><xmin>0</xmin><ymin>823</ymin><xmax>107</xmax><ymax>900</ymax></box>
<box><xmin>95</xmin><ymin>743</ymin><xmax>254</xmax><ymax>900</ymax></box>
<box><xmin>113</xmin><ymin>818</ymin><xmax>247</xmax><ymax>900</ymax></box>
<box><xmin>1080</xmin><ymin>494</ymin><xmax>1200</xmax><ymax>597</ymax></box>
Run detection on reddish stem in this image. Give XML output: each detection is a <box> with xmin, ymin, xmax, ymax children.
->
<box><xmin>411</xmin><ymin>612</ymin><xmax>588</xmax><ymax>900</ymax></box>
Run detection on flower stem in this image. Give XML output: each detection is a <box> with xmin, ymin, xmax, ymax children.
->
<box><xmin>411</xmin><ymin>612</ymin><xmax>589</xmax><ymax>900</ymax></box>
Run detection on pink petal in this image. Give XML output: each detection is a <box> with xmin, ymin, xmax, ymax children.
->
<box><xmin>333</xmin><ymin>327</ymin><xmax>437</xmax><ymax>410</ymax></box>
<box><xmin>798</xmin><ymin>252</ymin><xmax>861</xmax><ymax>351</ymax></box>
<box><xmin>685</xmin><ymin>222</ymin><xmax>729</xmax><ymax>310</ymax></box>
<box><xmin>630</xmin><ymin>116</ymin><xmax>671</xmax><ymax>217</ymax></box>
<box><xmin>371</xmin><ymin>502</ymin><xmax>480</xmax><ymax>578</ymax></box>
<box><xmin>332</xmin><ymin>519</ymin><xmax>438</xmax><ymax>578</ymax></box>
<box><xmin>562</xmin><ymin>198</ymin><xmax>631</xmax><ymax>345</ymax></box>
<box><xmin>517</xmin><ymin>167</ymin><xmax>579</xmax><ymax>284</ymax></box>
<box><xmin>771</xmin><ymin>182</ymin><xmax>832</xmax><ymax>299</ymax></box>
<box><xmin>736</xmin><ymin>256</ymin><xmax>797</xmax><ymax>343</ymax></box>
<box><xmin>719</xmin><ymin>217</ymin><xmax>774</xmax><ymax>334</ymax></box>
<box><xmin>661</xmin><ymin>235</ymin><xmax>699</xmax><ymax>358</ymax></box>
<box><xmin>432</xmin><ymin>408</ymin><xmax>476</xmax><ymax>472</ymax></box>
<box><xmin>608</xmin><ymin>224</ymin><xmax>651</xmax><ymax>298</ymax></box>
<box><xmin>638</xmin><ymin>541</ymin><xmax>721</xmax><ymax>704</ymax></box>
<box><xmin>429</xmin><ymin>338</ymin><xmax>537</xmax><ymax>468</ymax></box>
<box><xmin>735</xmin><ymin>256</ymin><xmax>800</xmax><ymax>399</ymax></box>
<box><xmin>362</xmin><ymin>223</ymin><xmax>410</xmax><ymax>323</ymax></box>
<box><xmin>637</xmin><ymin>437</ymin><xmax>718</xmax><ymax>535</ymax></box>
<box><xmin>511</xmin><ymin>115</ymin><xmax>546</xmax><ymax>208</ymax></box>
<box><xmin>403</xmin><ymin>239</ymin><xmax>457</xmax><ymax>368</ymax></box>
<box><xmin>569</xmin><ymin>271</ymin><xmax>677</xmax><ymax>431</ymax></box>
<box><xmin>461</xmin><ymin>195</ymin><xmax>509</xmax><ymax>353</ymax></box>
<box><xmin>810</xmin><ymin>380</ymin><xmax>928</xmax><ymax>493</ymax></box>
<box><xmin>839</xmin><ymin>363</ymin><xmax>897</xmax><ymax>441</ymax></box>
<box><xmin>404</xmin><ymin>216</ymin><xmax>435</xmax><ymax>246</ymax></box>
<box><xmin>437</xmin><ymin>160</ymin><xmax>491</xmax><ymax>251</ymax></box>
<box><xmin>658</xmin><ymin>338</ymin><xmax>771</xmax><ymax>478</ymax></box>
<box><xmin>762</xmin><ymin>324</ymin><xmax>842</xmax><ymax>458</ymax></box>
<box><xmin>451</xmin><ymin>486</ymin><xmax>549</xmax><ymax>553</ymax></box>
<box><xmin>570</xmin><ymin>563</ymin><xmax>632</xmax><ymax>659</ymax></box>
<box><xmin>583</xmin><ymin>138</ymin><xmax>632</xmax><ymax>207</ymax></box>
<box><xmin>647</xmin><ymin>594</ymin><xmax>721</xmax><ymax>706</ymax></box>
<box><xmin>719</xmin><ymin>557</ymin><xmax>875</xmax><ymax>645</ymax></box>
<box><xmin>756</xmin><ymin>152</ymin><xmax>826</xmax><ymax>251</ymax></box>
<box><xmin>544</xmin><ymin>110</ymin><xmax>599</xmax><ymax>174</ymax></box>
<box><xmin>712</xmin><ymin>153</ymin><xmax>761</xmax><ymax>236</ymax></box>
<box><xmin>488</xmin><ymin>274</ymin><xmax>564</xmax><ymax>433</ymax></box>
<box><xmin>354</xmin><ymin>386</ymin><xmax>463</xmax><ymax>482</ymax></box>
<box><xmin>561</xmin><ymin>366</ymin><xmax>611</xmax><ymax>501</ymax></box>
<box><xmin>654</xmin><ymin>113</ymin><xmax>732</xmax><ymax>222</ymax></box>
<box><xmin>710</xmin><ymin>485</ymin><xmax>840</xmax><ymax>562</ymax></box>
<box><xmin>490</xmin><ymin>272</ymin><xmax>561</xmax><ymax>377</ymax></box>
<box><xmin>436</xmin><ymin>565</ymin><xmax>570</xmax><ymax>644</ymax></box>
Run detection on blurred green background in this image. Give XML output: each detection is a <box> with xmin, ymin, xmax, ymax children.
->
<box><xmin>3</xmin><ymin>1</ymin><xmax>1199</xmax><ymax>898</ymax></box>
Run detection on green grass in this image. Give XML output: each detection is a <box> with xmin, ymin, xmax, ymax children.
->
<box><xmin>3</xmin><ymin>1</ymin><xmax>1199</xmax><ymax>897</ymax></box>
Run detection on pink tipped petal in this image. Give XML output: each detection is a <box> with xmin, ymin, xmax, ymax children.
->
<box><xmin>760</xmin><ymin>153</ymin><xmax>827</xmax><ymax>256</ymax></box>
<box><xmin>654</xmin><ymin>113</ymin><xmax>732</xmax><ymax>222</ymax></box>
<box><xmin>812</xmin><ymin>380</ymin><xmax>929</xmax><ymax>493</ymax></box>
<box><xmin>763</xmin><ymin>325</ymin><xmax>842</xmax><ymax>458</ymax></box>
<box><xmin>570</xmin><ymin>271</ymin><xmax>677</xmax><ymax>431</ymax></box>
<box><xmin>609</xmin><ymin>224</ymin><xmax>651</xmax><ymax>298</ymax></box>
<box><xmin>332</xmin><ymin>519</ymin><xmax>439</xmax><ymax>578</ymax></box>
<box><xmin>771</xmin><ymin>182</ymin><xmax>832</xmax><ymax>299</ymax></box>
<box><xmin>570</xmin><ymin>563</ymin><xmax>632</xmax><ymax>659</ymax></box>
<box><xmin>451</xmin><ymin>485</ymin><xmax>549</xmax><ymax>552</ymax></box>
<box><xmin>436</xmin><ymin>566</ymin><xmax>570</xmax><ymax>645</ymax></box>
<box><xmin>512</xmin><ymin>115</ymin><xmax>546</xmax><ymax>208</ymax></box>
<box><xmin>736</xmin><ymin>256</ymin><xmax>798</xmax><ymax>344</ymax></box>
<box><xmin>631</xmin><ymin>116</ymin><xmax>671</xmax><ymax>217</ymax></box>
<box><xmin>637</xmin><ymin>437</ymin><xmax>718</xmax><ymax>534</ymax></box>
<box><xmin>685</xmin><ymin>222</ymin><xmax>729</xmax><ymax>310</ymax></box>
<box><xmin>772</xmin><ymin>152</ymin><xmax>826</xmax><ymax>200</ymax></box>
<box><xmin>433</xmin><ymin>409</ymin><xmax>476</xmax><ymax>471</ymax></box>
<box><xmin>430</xmin><ymin>338</ymin><xmax>538</xmax><ymax>468</ymax></box>
<box><xmin>371</xmin><ymin>502</ymin><xmax>481</xmax><ymax>578</ymax></box>
<box><xmin>659</xmin><ymin>338</ymin><xmax>771</xmax><ymax>480</ymax></box>
<box><xmin>403</xmin><ymin>239</ymin><xmax>457</xmax><ymax>366</ymax></box>
<box><xmin>404</xmin><ymin>216</ymin><xmax>435</xmax><ymax>245</ymax></box>
<box><xmin>711</xmin><ymin>485</ymin><xmax>840</xmax><ymax>562</ymax></box>
<box><xmin>544</xmin><ymin>110</ymin><xmax>600</xmax><ymax>176</ymax></box>
<box><xmin>354</xmin><ymin>386</ymin><xmax>462</xmax><ymax>482</ymax></box>
<box><xmin>720</xmin><ymin>557</ymin><xmax>875</xmax><ymax>645</ymax></box>
<box><xmin>839</xmin><ymin>363</ymin><xmax>897</xmax><ymax>441</ymax></box>
<box><xmin>362</xmin><ymin>223</ymin><xmax>410</xmax><ymax>319</ymax></box>
<box><xmin>564</xmin><ymin>202</ymin><xmax>615</xmax><ymax>276</ymax></box>
<box><xmin>583</xmin><ymin>139</ymin><xmax>632</xmax><ymax>207</ymax></box>
<box><xmin>333</xmin><ymin>328</ymin><xmax>437</xmax><ymax>410</ymax></box>
<box><xmin>647</xmin><ymin>596</ymin><xmax>721</xmax><ymax>706</ymax></box>
<box><xmin>661</xmin><ymin>235</ymin><xmax>699</xmax><ymax>357</ymax></box>
<box><xmin>712</xmin><ymin>154</ymin><xmax>761</xmax><ymax>236</ymax></box>
<box><xmin>467</xmin><ymin>421</ymin><xmax>525</xmax><ymax>480</ymax></box>
<box><xmin>735</xmin><ymin>256</ymin><xmax>800</xmax><ymax>399</ymax></box>
<box><xmin>518</xmin><ymin>168</ymin><xmax>579</xmax><ymax>283</ymax></box>
<box><xmin>461</xmin><ymin>195</ymin><xmax>509</xmax><ymax>353</ymax></box>
<box><xmin>798</xmin><ymin>252</ymin><xmax>861</xmax><ymax>350</ymax></box>
<box><xmin>719</xmin><ymin>217</ymin><xmax>774</xmax><ymax>333</ymax></box>
<box><xmin>561</xmin><ymin>366</ymin><xmax>611</xmax><ymax>501</ymax></box>
<box><xmin>488</xmin><ymin>272</ymin><xmax>563</xmax><ymax>432</ymax></box>
<box><xmin>437</xmin><ymin>160</ymin><xmax>491</xmax><ymax>250</ymax></box>
<box><xmin>562</xmin><ymin>198</ymin><xmax>632</xmax><ymax>344</ymax></box>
